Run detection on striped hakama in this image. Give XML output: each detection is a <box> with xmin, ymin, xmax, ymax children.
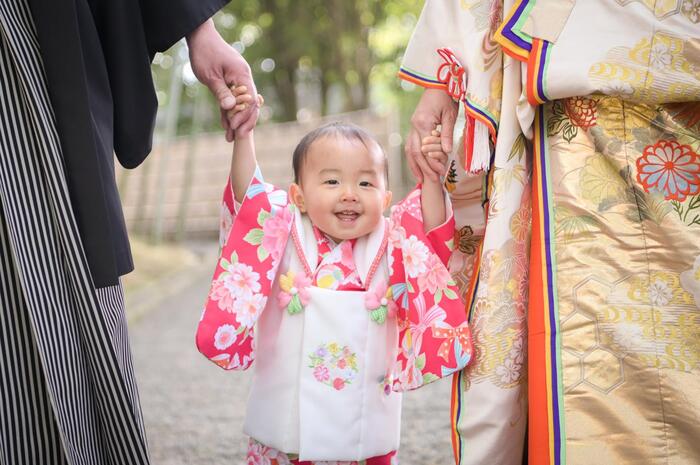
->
<box><xmin>0</xmin><ymin>1</ymin><xmax>150</xmax><ymax>463</ymax></box>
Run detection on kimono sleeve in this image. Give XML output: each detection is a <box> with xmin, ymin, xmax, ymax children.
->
<box><xmin>195</xmin><ymin>167</ymin><xmax>294</xmax><ymax>370</ymax></box>
<box><xmin>399</xmin><ymin>0</ymin><xmax>477</xmax><ymax>95</ymax></box>
<box><xmin>399</xmin><ymin>1</ymin><xmax>503</xmax><ymax>174</ymax></box>
<box><xmin>138</xmin><ymin>0</ymin><xmax>229</xmax><ymax>56</ymax></box>
<box><xmin>388</xmin><ymin>187</ymin><xmax>473</xmax><ymax>391</ymax></box>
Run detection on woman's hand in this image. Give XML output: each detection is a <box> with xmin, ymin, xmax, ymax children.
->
<box><xmin>405</xmin><ymin>88</ymin><xmax>458</xmax><ymax>182</ymax></box>
<box><xmin>187</xmin><ymin>19</ymin><xmax>260</xmax><ymax>142</ymax></box>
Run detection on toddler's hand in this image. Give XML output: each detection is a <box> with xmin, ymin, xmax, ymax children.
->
<box><xmin>421</xmin><ymin>129</ymin><xmax>448</xmax><ymax>179</ymax></box>
<box><xmin>227</xmin><ymin>85</ymin><xmax>264</xmax><ymax>139</ymax></box>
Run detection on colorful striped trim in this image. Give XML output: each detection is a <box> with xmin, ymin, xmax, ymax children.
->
<box><xmin>494</xmin><ymin>0</ymin><xmax>536</xmax><ymax>60</ymax></box>
<box><xmin>529</xmin><ymin>107</ymin><xmax>566</xmax><ymax>465</ymax></box>
<box><xmin>449</xmin><ymin>231</ymin><xmax>484</xmax><ymax>465</ymax></box>
<box><xmin>526</xmin><ymin>39</ymin><xmax>551</xmax><ymax>105</ymax></box>
<box><xmin>398</xmin><ymin>67</ymin><xmax>447</xmax><ymax>90</ymax></box>
<box><xmin>494</xmin><ymin>0</ymin><xmax>552</xmax><ymax>105</ymax></box>
<box><xmin>450</xmin><ymin>371</ymin><xmax>463</xmax><ymax>464</ymax></box>
<box><xmin>463</xmin><ymin>97</ymin><xmax>498</xmax><ymax>140</ymax></box>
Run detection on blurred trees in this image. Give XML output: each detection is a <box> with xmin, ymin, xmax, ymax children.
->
<box><xmin>151</xmin><ymin>0</ymin><xmax>423</xmax><ymax>133</ymax></box>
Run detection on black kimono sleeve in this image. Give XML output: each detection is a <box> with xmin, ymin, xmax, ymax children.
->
<box><xmin>139</xmin><ymin>0</ymin><xmax>230</xmax><ymax>57</ymax></box>
<box><xmin>29</xmin><ymin>0</ymin><xmax>230</xmax><ymax>287</ymax></box>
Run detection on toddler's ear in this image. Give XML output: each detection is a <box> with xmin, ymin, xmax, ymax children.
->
<box><xmin>383</xmin><ymin>190</ymin><xmax>393</xmax><ymax>211</ymax></box>
<box><xmin>289</xmin><ymin>183</ymin><xmax>306</xmax><ymax>212</ymax></box>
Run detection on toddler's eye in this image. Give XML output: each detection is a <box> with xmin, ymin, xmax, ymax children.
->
<box><xmin>324</xmin><ymin>179</ymin><xmax>339</xmax><ymax>185</ymax></box>
<box><xmin>359</xmin><ymin>181</ymin><xmax>373</xmax><ymax>187</ymax></box>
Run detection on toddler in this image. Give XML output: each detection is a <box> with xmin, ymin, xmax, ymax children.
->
<box><xmin>196</xmin><ymin>87</ymin><xmax>473</xmax><ymax>465</ymax></box>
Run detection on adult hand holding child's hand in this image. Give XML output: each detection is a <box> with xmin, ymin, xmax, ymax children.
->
<box><xmin>186</xmin><ymin>19</ymin><xmax>260</xmax><ymax>142</ymax></box>
<box><xmin>420</xmin><ymin>129</ymin><xmax>449</xmax><ymax>179</ymax></box>
<box><xmin>406</xmin><ymin>88</ymin><xmax>458</xmax><ymax>183</ymax></box>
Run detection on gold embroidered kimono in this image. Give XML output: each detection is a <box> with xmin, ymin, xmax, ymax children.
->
<box><xmin>400</xmin><ymin>1</ymin><xmax>700</xmax><ymax>464</ymax></box>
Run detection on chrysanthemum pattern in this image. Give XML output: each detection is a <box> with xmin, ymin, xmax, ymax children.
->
<box><xmin>636</xmin><ymin>140</ymin><xmax>700</xmax><ymax>202</ymax></box>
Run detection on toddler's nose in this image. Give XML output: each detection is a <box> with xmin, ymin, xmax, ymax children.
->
<box><xmin>340</xmin><ymin>187</ymin><xmax>358</xmax><ymax>202</ymax></box>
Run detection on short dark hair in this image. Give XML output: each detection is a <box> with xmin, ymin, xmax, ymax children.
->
<box><xmin>292</xmin><ymin>121</ymin><xmax>387</xmax><ymax>184</ymax></box>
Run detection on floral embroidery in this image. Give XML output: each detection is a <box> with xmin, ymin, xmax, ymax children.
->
<box><xmin>237</xmin><ymin>294</ymin><xmax>267</xmax><ymax>328</ymax></box>
<box><xmin>564</xmin><ymin>97</ymin><xmax>598</xmax><ymax>129</ymax></box>
<box><xmin>213</xmin><ymin>324</ymin><xmax>237</xmax><ymax>350</ymax></box>
<box><xmin>401</xmin><ymin>235</ymin><xmax>430</xmax><ymax>278</ymax></box>
<box><xmin>278</xmin><ymin>271</ymin><xmax>312</xmax><ymax>315</ymax></box>
<box><xmin>648</xmin><ymin>41</ymin><xmax>672</xmax><ymax>70</ymax></box>
<box><xmin>308</xmin><ymin>343</ymin><xmax>359</xmax><ymax>391</ymax></box>
<box><xmin>220</xmin><ymin>201</ymin><xmax>234</xmax><ymax>247</ymax></box>
<box><xmin>211</xmin><ymin>352</ymin><xmax>252</xmax><ymax>370</ymax></box>
<box><xmin>636</xmin><ymin>140</ymin><xmax>700</xmax><ymax>201</ymax></box>
<box><xmin>648</xmin><ymin>278</ymin><xmax>673</xmax><ymax>306</ymax></box>
<box><xmin>365</xmin><ymin>279</ymin><xmax>397</xmax><ymax>324</ymax></box>
<box><xmin>417</xmin><ymin>254</ymin><xmax>458</xmax><ymax>301</ymax></box>
<box><xmin>209</xmin><ymin>251</ymin><xmax>266</xmax><ymax>329</ymax></box>
<box><xmin>547</xmin><ymin>97</ymin><xmax>598</xmax><ymax>142</ymax></box>
<box><xmin>436</xmin><ymin>48</ymin><xmax>467</xmax><ymax>101</ymax></box>
<box><xmin>246</xmin><ymin>438</ymin><xmax>291</xmax><ymax>465</ymax></box>
<box><xmin>682</xmin><ymin>0</ymin><xmax>700</xmax><ymax>23</ymax></box>
<box><xmin>244</xmin><ymin>205</ymin><xmax>293</xmax><ymax>264</ymax></box>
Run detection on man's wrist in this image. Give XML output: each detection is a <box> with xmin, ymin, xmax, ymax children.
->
<box><xmin>186</xmin><ymin>18</ymin><xmax>216</xmax><ymax>46</ymax></box>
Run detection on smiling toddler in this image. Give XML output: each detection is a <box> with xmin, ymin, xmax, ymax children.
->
<box><xmin>196</xmin><ymin>87</ymin><xmax>473</xmax><ymax>465</ymax></box>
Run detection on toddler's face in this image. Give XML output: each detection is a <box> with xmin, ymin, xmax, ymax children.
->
<box><xmin>289</xmin><ymin>135</ymin><xmax>392</xmax><ymax>243</ymax></box>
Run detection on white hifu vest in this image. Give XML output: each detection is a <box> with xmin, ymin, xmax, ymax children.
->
<box><xmin>244</xmin><ymin>210</ymin><xmax>402</xmax><ymax>461</ymax></box>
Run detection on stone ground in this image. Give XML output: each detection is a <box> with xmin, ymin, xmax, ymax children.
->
<box><xmin>130</xmin><ymin>258</ymin><xmax>455</xmax><ymax>465</ymax></box>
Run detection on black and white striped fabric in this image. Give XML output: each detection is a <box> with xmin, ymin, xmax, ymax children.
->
<box><xmin>0</xmin><ymin>1</ymin><xmax>150</xmax><ymax>464</ymax></box>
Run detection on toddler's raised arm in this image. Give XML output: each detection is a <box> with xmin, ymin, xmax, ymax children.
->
<box><xmin>228</xmin><ymin>86</ymin><xmax>263</xmax><ymax>201</ymax></box>
<box><xmin>419</xmin><ymin>129</ymin><xmax>448</xmax><ymax>231</ymax></box>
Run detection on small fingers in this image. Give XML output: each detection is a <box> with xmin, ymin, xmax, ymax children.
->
<box><xmin>235</xmin><ymin>107</ymin><xmax>260</xmax><ymax>134</ymax></box>
<box><xmin>421</xmin><ymin>135</ymin><xmax>441</xmax><ymax>146</ymax></box>
<box><xmin>230</xmin><ymin>85</ymin><xmax>248</xmax><ymax>97</ymax></box>
<box><xmin>426</xmin><ymin>153</ymin><xmax>448</xmax><ymax>175</ymax></box>
<box><xmin>421</xmin><ymin>143</ymin><xmax>443</xmax><ymax>154</ymax></box>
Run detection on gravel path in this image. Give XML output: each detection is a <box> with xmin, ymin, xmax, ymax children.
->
<box><xmin>130</xmin><ymin>271</ymin><xmax>455</xmax><ymax>465</ymax></box>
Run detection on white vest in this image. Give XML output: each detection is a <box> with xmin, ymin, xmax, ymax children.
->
<box><xmin>244</xmin><ymin>210</ymin><xmax>402</xmax><ymax>461</ymax></box>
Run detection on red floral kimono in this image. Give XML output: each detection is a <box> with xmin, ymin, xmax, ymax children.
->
<box><xmin>197</xmin><ymin>168</ymin><xmax>473</xmax><ymax>464</ymax></box>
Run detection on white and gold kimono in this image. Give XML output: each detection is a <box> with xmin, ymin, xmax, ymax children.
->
<box><xmin>400</xmin><ymin>1</ymin><xmax>700</xmax><ymax>464</ymax></box>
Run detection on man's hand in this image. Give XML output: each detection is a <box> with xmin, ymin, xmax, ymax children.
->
<box><xmin>187</xmin><ymin>19</ymin><xmax>259</xmax><ymax>141</ymax></box>
<box><xmin>406</xmin><ymin>88</ymin><xmax>458</xmax><ymax>182</ymax></box>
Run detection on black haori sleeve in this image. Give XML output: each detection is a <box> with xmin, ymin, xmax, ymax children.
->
<box><xmin>139</xmin><ymin>0</ymin><xmax>230</xmax><ymax>57</ymax></box>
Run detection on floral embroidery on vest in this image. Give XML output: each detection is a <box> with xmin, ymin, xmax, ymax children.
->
<box><xmin>308</xmin><ymin>343</ymin><xmax>359</xmax><ymax>391</ymax></box>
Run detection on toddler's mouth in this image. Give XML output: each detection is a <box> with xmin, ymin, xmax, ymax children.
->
<box><xmin>335</xmin><ymin>210</ymin><xmax>360</xmax><ymax>222</ymax></box>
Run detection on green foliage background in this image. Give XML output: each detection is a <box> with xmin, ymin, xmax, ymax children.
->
<box><xmin>150</xmin><ymin>1</ymin><xmax>424</xmax><ymax>137</ymax></box>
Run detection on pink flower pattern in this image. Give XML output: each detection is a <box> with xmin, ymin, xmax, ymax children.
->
<box><xmin>263</xmin><ymin>207</ymin><xmax>294</xmax><ymax>262</ymax></box>
<box><xmin>417</xmin><ymin>253</ymin><xmax>453</xmax><ymax>294</ymax></box>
